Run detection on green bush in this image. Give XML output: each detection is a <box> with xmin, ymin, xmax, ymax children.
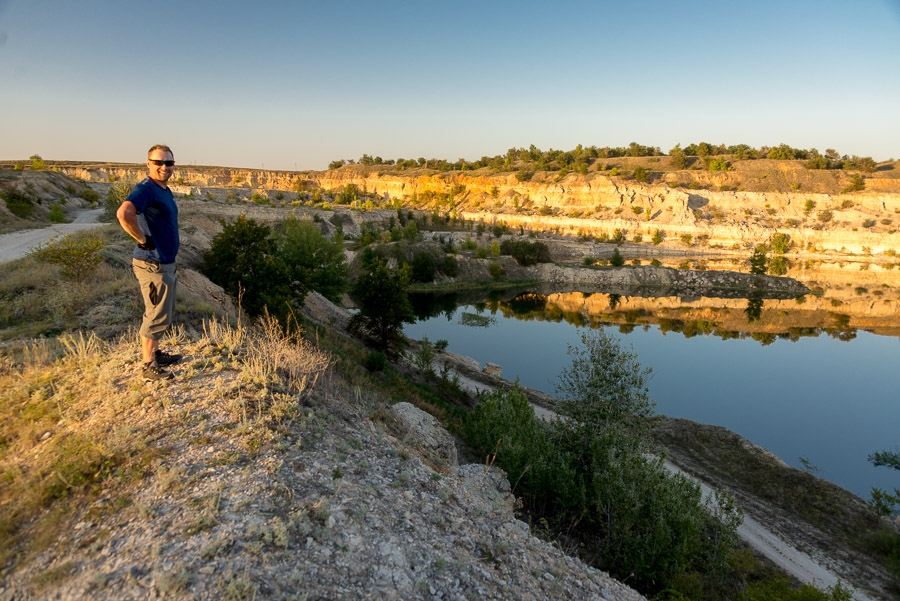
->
<box><xmin>2</xmin><ymin>188</ymin><xmax>35</xmax><ymax>219</ymax></box>
<box><xmin>770</xmin><ymin>232</ymin><xmax>791</xmax><ymax>254</ymax></box>
<box><xmin>498</xmin><ymin>239</ymin><xmax>550</xmax><ymax>266</ymax></box>
<box><xmin>652</xmin><ymin>229</ymin><xmax>664</xmax><ymax>245</ymax></box>
<box><xmin>275</xmin><ymin>215</ymin><xmax>349</xmax><ymax>301</ymax></box>
<box><xmin>476</xmin><ymin>246</ymin><xmax>488</xmax><ymax>259</ymax></box>
<box><xmin>467</xmin><ymin>330</ymin><xmax>741</xmax><ymax>595</ymax></box>
<box><xmin>488</xmin><ymin>262</ymin><xmax>503</xmax><ymax>280</ymax></box>
<box><xmin>30</xmin><ymin>154</ymin><xmax>45</xmax><ymax>170</ymax></box>
<box><xmin>411</xmin><ymin>251</ymin><xmax>436</xmax><ymax>283</ymax></box>
<box><xmin>78</xmin><ymin>187</ymin><xmax>100</xmax><ymax>203</ymax></box>
<box><xmin>610</xmin><ymin>248</ymin><xmax>625</xmax><ymax>267</ymax></box>
<box><xmin>103</xmin><ymin>180</ymin><xmax>135</xmax><ymax>222</ymax></box>
<box><xmin>47</xmin><ymin>203</ymin><xmax>66</xmax><ymax>223</ymax></box>
<box><xmin>202</xmin><ymin>215</ymin><xmax>293</xmax><ymax>319</ymax></box>
<box><xmin>440</xmin><ymin>255</ymin><xmax>458</xmax><ymax>277</ymax></box>
<box><xmin>28</xmin><ymin>233</ymin><xmax>104</xmax><ymax>282</ymax></box>
<box><xmin>364</xmin><ymin>350</ymin><xmax>386</xmax><ymax>372</ymax></box>
<box><xmin>633</xmin><ymin>166</ymin><xmax>648</xmax><ymax>183</ymax></box>
<box><xmin>13</xmin><ymin>161</ymin><xmax>24</xmax><ymax>171</ymax></box>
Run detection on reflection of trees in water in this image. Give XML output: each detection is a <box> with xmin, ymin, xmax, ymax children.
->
<box><xmin>409</xmin><ymin>292</ymin><xmax>459</xmax><ymax>321</ymax></box>
<box><xmin>744</xmin><ymin>296</ymin><xmax>763</xmax><ymax>323</ymax></box>
<box><xmin>409</xmin><ymin>288</ymin><xmax>864</xmax><ymax>346</ymax></box>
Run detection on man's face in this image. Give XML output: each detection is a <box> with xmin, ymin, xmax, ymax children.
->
<box><xmin>147</xmin><ymin>149</ymin><xmax>175</xmax><ymax>184</ymax></box>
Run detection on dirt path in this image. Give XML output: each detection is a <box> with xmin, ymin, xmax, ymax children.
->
<box><xmin>0</xmin><ymin>209</ymin><xmax>106</xmax><ymax>263</ymax></box>
<box><xmin>441</xmin><ymin>355</ymin><xmax>877</xmax><ymax>601</ymax></box>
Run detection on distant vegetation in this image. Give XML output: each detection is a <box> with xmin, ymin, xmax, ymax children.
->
<box><xmin>328</xmin><ymin>142</ymin><xmax>878</xmax><ymax>175</ymax></box>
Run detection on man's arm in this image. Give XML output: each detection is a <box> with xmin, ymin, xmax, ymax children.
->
<box><xmin>116</xmin><ymin>200</ymin><xmax>147</xmax><ymax>245</ymax></box>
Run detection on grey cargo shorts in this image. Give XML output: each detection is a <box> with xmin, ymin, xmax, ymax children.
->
<box><xmin>132</xmin><ymin>258</ymin><xmax>177</xmax><ymax>340</ymax></box>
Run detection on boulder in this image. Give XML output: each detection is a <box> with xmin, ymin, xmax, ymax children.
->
<box><xmin>390</xmin><ymin>402</ymin><xmax>458</xmax><ymax>475</ymax></box>
<box><xmin>482</xmin><ymin>362</ymin><xmax>502</xmax><ymax>377</ymax></box>
<box><xmin>457</xmin><ymin>464</ymin><xmax>516</xmax><ymax>516</ymax></box>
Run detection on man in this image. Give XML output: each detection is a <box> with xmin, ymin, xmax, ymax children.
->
<box><xmin>116</xmin><ymin>144</ymin><xmax>182</xmax><ymax>381</ymax></box>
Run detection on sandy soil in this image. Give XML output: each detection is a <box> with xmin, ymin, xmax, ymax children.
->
<box><xmin>0</xmin><ymin>208</ymin><xmax>105</xmax><ymax>263</ymax></box>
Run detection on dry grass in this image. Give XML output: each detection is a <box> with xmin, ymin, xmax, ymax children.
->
<box><xmin>0</xmin><ymin>312</ymin><xmax>333</xmax><ymax>572</ymax></box>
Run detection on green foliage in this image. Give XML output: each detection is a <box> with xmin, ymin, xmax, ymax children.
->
<box><xmin>490</xmin><ymin>241</ymin><xmax>500</xmax><ymax>257</ymax></box>
<box><xmin>410</xmin><ymin>251</ymin><xmax>436</xmax><ymax>283</ymax></box>
<box><xmin>29</xmin><ymin>154</ymin><xmax>45</xmax><ymax>171</ymax></box>
<box><xmin>744</xmin><ymin>577</ymin><xmax>853</xmax><ymax>601</ymax></box>
<box><xmin>363</xmin><ymin>350</ymin><xmax>386</xmax><ymax>372</ymax></box>
<box><xmin>28</xmin><ymin>233</ymin><xmax>104</xmax><ymax>282</ymax></box>
<box><xmin>680</xmin><ymin>234</ymin><xmax>693</xmax><ymax>247</ymax></box>
<box><xmin>2</xmin><ymin>188</ymin><xmax>35</xmax><ymax>219</ymax></box>
<box><xmin>103</xmin><ymin>180</ymin><xmax>136</xmax><ymax>222</ymax></box>
<box><xmin>47</xmin><ymin>203</ymin><xmax>66</xmax><ymax>224</ymax></box>
<box><xmin>868</xmin><ymin>448</ymin><xmax>900</xmax><ymax>517</ymax></box>
<box><xmin>440</xmin><ymin>255</ymin><xmax>458</xmax><ymax>277</ymax></box>
<box><xmin>467</xmin><ymin>331</ymin><xmax>740</xmax><ymax>595</ymax></box>
<box><xmin>499</xmin><ymin>239</ymin><xmax>551</xmax><ymax>266</ymax></box>
<box><xmin>842</xmin><ymin>174</ymin><xmax>865</xmax><ymax>193</ymax></box>
<box><xmin>770</xmin><ymin>232</ymin><xmax>791</xmax><ymax>254</ymax></box>
<box><xmin>817</xmin><ymin>210</ymin><xmax>833</xmax><ymax>223</ymax></box>
<box><xmin>652</xmin><ymin>229</ymin><xmax>664</xmax><ymax>245</ymax></box>
<box><xmin>202</xmin><ymin>215</ymin><xmax>292</xmax><ymax>319</ymax></box>
<box><xmin>669</xmin><ymin>145</ymin><xmax>688</xmax><ymax>169</ymax></box>
<box><xmin>488</xmin><ymin>262</ymin><xmax>503</xmax><ymax>280</ymax></box>
<box><xmin>556</xmin><ymin>329</ymin><xmax>655</xmax><ymax>434</ymax></box>
<box><xmin>13</xmin><ymin>161</ymin><xmax>25</xmax><ymax>171</ymax></box>
<box><xmin>276</xmin><ymin>215</ymin><xmax>349</xmax><ymax>301</ymax></box>
<box><xmin>633</xmin><ymin>166</ymin><xmax>648</xmax><ymax>183</ymax></box>
<box><xmin>476</xmin><ymin>246</ymin><xmax>488</xmax><ymax>259</ymax></box>
<box><xmin>768</xmin><ymin>256</ymin><xmax>787</xmax><ymax>276</ymax></box>
<box><xmin>749</xmin><ymin>245</ymin><xmax>767</xmax><ymax>275</ymax></box>
<box><xmin>707</xmin><ymin>158</ymin><xmax>730</xmax><ymax>171</ymax></box>
<box><xmin>804</xmin><ymin>200</ymin><xmax>816</xmax><ymax>214</ymax></box>
<box><xmin>610</xmin><ymin>248</ymin><xmax>625</xmax><ymax>267</ymax></box>
<box><xmin>348</xmin><ymin>258</ymin><xmax>414</xmax><ymax>353</ymax></box>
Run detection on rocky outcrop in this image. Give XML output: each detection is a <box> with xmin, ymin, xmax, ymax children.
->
<box><xmin>391</xmin><ymin>402</ymin><xmax>459</xmax><ymax>476</ymax></box>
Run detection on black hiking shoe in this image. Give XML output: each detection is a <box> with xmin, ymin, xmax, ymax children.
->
<box><xmin>142</xmin><ymin>361</ymin><xmax>174</xmax><ymax>381</ymax></box>
<box><xmin>155</xmin><ymin>349</ymin><xmax>183</xmax><ymax>366</ymax></box>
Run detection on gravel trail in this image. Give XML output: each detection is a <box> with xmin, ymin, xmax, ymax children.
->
<box><xmin>0</xmin><ymin>208</ymin><xmax>106</xmax><ymax>263</ymax></box>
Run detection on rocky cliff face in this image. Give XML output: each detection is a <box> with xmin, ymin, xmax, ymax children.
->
<box><xmin>49</xmin><ymin>161</ymin><xmax>900</xmax><ymax>259</ymax></box>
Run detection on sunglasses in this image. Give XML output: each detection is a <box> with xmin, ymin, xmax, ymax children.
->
<box><xmin>149</xmin><ymin>159</ymin><xmax>175</xmax><ymax>167</ymax></box>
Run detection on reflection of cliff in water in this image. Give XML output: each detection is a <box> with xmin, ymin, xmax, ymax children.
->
<box><xmin>410</xmin><ymin>282</ymin><xmax>899</xmax><ymax>344</ymax></box>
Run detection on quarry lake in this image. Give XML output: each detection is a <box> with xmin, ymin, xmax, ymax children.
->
<box><xmin>405</xmin><ymin>287</ymin><xmax>900</xmax><ymax>500</ymax></box>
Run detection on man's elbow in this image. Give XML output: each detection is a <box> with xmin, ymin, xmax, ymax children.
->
<box><xmin>116</xmin><ymin>202</ymin><xmax>134</xmax><ymax>224</ymax></box>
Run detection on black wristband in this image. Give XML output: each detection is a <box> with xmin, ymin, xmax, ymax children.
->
<box><xmin>137</xmin><ymin>235</ymin><xmax>156</xmax><ymax>251</ymax></box>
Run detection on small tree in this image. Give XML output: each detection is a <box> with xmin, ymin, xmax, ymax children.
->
<box><xmin>410</xmin><ymin>251</ymin><xmax>436</xmax><ymax>283</ymax></box>
<box><xmin>868</xmin><ymin>449</ymin><xmax>900</xmax><ymax>516</ymax></box>
<box><xmin>47</xmin><ymin>202</ymin><xmax>66</xmax><ymax>223</ymax></box>
<box><xmin>275</xmin><ymin>215</ymin><xmax>349</xmax><ymax>301</ymax></box>
<box><xmin>610</xmin><ymin>248</ymin><xmax>625</xmax><ymax>267</ymax></box>
<box><xmin>348</xmin><ymin>258</ymin><xmax>414</xmax><ymax>353</ymax></box>
<box><xmin>749</xmin><ymin>245</ymin><xmax>767</xmax><ymax>275</ymax></box>
<box><xmin>30</xmin><ymin>154</ymin><xmax>45</xmax><ymax>170</ymax></box>
<box><xmin>633</xmin><ymin>166</ymin><xmax>648</xmax><ymax>183</ymax></box>
<box><xmin>202</xmin><ymin>215</ymin><xmax>292</xmax><ymax>319</ymax></box>
<box><xmin>29</xmin><ymin>233</ymin><xmax>104</xmax><ymax>282</ymax></box>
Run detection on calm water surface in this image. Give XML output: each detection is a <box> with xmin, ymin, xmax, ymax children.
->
<box><xmin>404</xmin><ymin>293</ymin><xmax>900</xmax><ymax>500</ymax></box>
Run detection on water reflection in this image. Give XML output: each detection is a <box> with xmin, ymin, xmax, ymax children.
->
<box><xmin>409</xmin><ymin>281</ymin><xmax>896</xmax><ymax>345</ymax></box>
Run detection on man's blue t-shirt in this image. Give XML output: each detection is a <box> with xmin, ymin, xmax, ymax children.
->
<box><xmin>127</xmin><ymin>177</ymin><xmax>179</xmax><ymax>264</ymax></box>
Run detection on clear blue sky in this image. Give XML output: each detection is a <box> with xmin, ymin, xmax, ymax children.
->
<box><xmin>2</xmin><ymin>0</ymin><xmax>899</xmax><ymax>170</ymax></box>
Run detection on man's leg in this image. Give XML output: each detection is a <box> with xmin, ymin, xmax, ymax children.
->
<box><xmin>142</xmin><ymin>336</ymin><xmax>160</xmax><ymax>365</ymax></box>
